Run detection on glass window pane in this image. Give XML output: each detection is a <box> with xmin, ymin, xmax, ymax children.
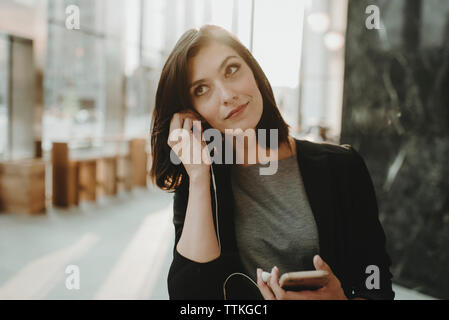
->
<box><xmin>44</xmin><ymin>0</ymin><xmax>106</xmax><ymax>150</ymax></box>
<box><xmin>252</xmin><ymin>0</ymin><xmax>304</xmax><ymax>130</ymax></box>
<box><xmin>0</xmin><ymin>34</ymin><xmax>9</xmax><ymax>160</ymax></box>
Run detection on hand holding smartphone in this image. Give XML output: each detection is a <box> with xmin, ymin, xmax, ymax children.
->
<box><xmin>263</xmin><ymin>270</ymin><xmax>330</xmax><ymax>291</ymax></box>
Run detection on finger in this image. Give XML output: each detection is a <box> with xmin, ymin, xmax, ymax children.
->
<box><xmin>313</xmin><ymin>255</ymin><xmax>332</xmax><ymax>273</ymax></box>
<box><xmin>168</xmin><ymin>113</ymin><xmax>183</xmax><ymax>146</ymax></box>
<box><xmin>169</xmin><ymin>113</ymin><xmax>182</xmax><ymax>135</ymax></box>
<box><xmin>269</xmin><ymin>266</ymin><xmax>286</xmax><ymax>300</ymax></box>
<box><xmin>257</xmin><ymin>269</ymin><xmax>276</xmax><ymax>300</ymax></box>
<box><xmin>183</xmin><ymin>117</ymin><xmax>192</xmax><ymax>131</ymax></box>
<box><xmin>181</xmin><ymin>108</ymin><xmax>205</xmax><ymax>121</ymax></box>
<box><xmin>286</xmin><ymin>289</ymin><xmax>323</xmax><ymax>300</ymax></box>
<box><xmin>179</xmin><ymin>109</ymin><xmax>202</xmax><ymax>123</ymax></box>
<box><xmin>257</xmin><ymin>269</ymin><xmax>275</xmax><ymax>300</ymax></box>
<box><xmin>192</xmin><ymin>120</ymin><xmax>202</xmax><ymax>140</ymax></box>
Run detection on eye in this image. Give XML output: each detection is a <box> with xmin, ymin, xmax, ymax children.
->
<box><xmin>225</xmin><ymin>63</ymin><xmax>240</xmax><ymax>77</ymax></box>
<box><xmin>194</xmin><ymin>85</ymin><xmax>209</xmax><ymax>96</ymax></box>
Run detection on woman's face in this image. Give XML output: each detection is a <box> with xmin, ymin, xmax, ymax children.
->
<box><xmin>187</xmin><ymin>42</ymin><xmax>263</xmax><ymax>134</ymax></box>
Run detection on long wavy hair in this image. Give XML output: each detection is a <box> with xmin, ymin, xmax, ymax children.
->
<box><xmin>149</xmin><ymin>25</ymin><xmax>291</xmax><ymax>191</ymax></box>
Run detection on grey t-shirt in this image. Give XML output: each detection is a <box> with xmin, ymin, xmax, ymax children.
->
<box><xmin>231</xmin><ymin>154</ymin><xmax>320</xmax><ymax>281</ymax></box>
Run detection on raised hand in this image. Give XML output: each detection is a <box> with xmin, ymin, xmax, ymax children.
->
<box><xmin>167</xmin><ymin>110</ymin><xmax>212</xmax><ymax>180</ymax></box>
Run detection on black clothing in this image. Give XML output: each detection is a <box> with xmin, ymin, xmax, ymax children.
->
<box><xmin>168</xmin><ymin>139</ymin><xmax>395</xmax><ymax>300</ymax></box>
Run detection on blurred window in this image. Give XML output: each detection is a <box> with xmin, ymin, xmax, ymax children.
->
<box><xmin>44</xmin><ymin>0</ymin><xmax>107</xmax><ymax>150</ymax></box>
<box><xmin>252</xmin><ymin>0</ymin><xmax>304</xmax><ymax>131</ymax></box>
<box><xmin>0</xmin><ymin>34</ymin><xmax>9</xmax><ymax>160</ymax></box>
<box><xmin>41</xmin><ymin>0</ymin><xmax>307</xmax><ymax>148</ymax></box>
<box><xmin>124</xmin><ymin>0</ymin><xmax>154</xmax><ymax>138</ymax></box>
<box><xmin>13</xmin><ymin>0</ymin><xmax>37</xmax><ymax>6</ymax></box>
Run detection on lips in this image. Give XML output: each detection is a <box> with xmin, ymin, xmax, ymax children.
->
<box><xmin>225</xmin><ymin>102</ymin><xmax>249</xmax><ymax>120</ymax></box>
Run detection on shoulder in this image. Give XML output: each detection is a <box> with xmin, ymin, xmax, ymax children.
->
<box><xmin>296</xmin><ymin>138</ymin><xmax>356</xmax><ymax>158</ymax></box>
<box><xmin>295</xmin><ymin>138</ymin><xmax>366</xmax><ymax>173</ymax></box>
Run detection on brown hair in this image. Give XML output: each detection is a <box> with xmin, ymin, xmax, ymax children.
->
<box><xmin>149</xmin><ymin>25</ymin><xmax>291</xmax><ymax>191</ymax></box>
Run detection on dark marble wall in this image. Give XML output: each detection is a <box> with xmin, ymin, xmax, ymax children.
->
<box><xmin>341</xmin><ymin>0</ymin><xmax>449</xmax><ymax>299</ymax></box>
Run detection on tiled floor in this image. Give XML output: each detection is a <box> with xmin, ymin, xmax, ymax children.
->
<box><xmin>0</xmin><ymin>185</ymin><xmax>436</xmax><ymax>300</ymax></box>
<box><xmin>0</xmin><ymin>185</ymin><xmax>174</xmax><ymax>300</ymax></box>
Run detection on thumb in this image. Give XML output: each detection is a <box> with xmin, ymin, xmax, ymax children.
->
<box><xmin>313</xmin><ymin>255</ymin><xmax>332</xmax><ymax>273</ymax></box>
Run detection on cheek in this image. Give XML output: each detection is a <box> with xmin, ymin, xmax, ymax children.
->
<box><xmin>246</xmin><ymin>80</ymin><xmax>263</xmax><ymax>112</ymax></box>
<box><xmin>194</xmin><ymin>99</ymin><xmax>220</xmax><ymax>124</ymax></box>
<box><xmin>238</xmin><ymin>74</ymin><xmax>263</xmax><ymax>106</ymax></box>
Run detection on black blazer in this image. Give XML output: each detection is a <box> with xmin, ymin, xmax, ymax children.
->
<box><xmin>168</xmin><ymin>138</ymin><xmax>395</xmax><ymax>300</ymax></box>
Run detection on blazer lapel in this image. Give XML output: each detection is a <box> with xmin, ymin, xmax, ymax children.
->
<box><xmin>295</xmin><ymin>139</ymin><xmax>338</xmax><ymax>268</ymax></box>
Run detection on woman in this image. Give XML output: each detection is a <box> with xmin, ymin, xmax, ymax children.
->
<box><xmin>150</xmin><ymin>25</ymin><xmax>394</xmax><ymax>300</ymax></box>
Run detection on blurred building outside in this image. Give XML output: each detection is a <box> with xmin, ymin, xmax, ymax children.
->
<box><xmin>0</xmin><ymin>0</ymin><xmax>349</xmax><ymax>163</ymax></box>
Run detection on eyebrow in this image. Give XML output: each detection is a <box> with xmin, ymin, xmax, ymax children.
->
<box><xmin>189</xmin><ymin>55</ymin><xmax>238</xmax><ymax>90</ymax></box>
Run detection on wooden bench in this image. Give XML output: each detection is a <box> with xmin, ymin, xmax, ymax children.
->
<box><xmin>0</xmin><ymin>159</ymin><xmax>46</xmax><ymax>214</ymax></box>
<box><xmin>51</xmin><ymin>138</ymin><xmax>147</xmax><ymax>208</ymax></box>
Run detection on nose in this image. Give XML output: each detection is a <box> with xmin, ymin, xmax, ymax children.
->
<box><xmin>217</xmin><ymin>82</ymin><xmax>238</xmax><ymax>106</ymax></box>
